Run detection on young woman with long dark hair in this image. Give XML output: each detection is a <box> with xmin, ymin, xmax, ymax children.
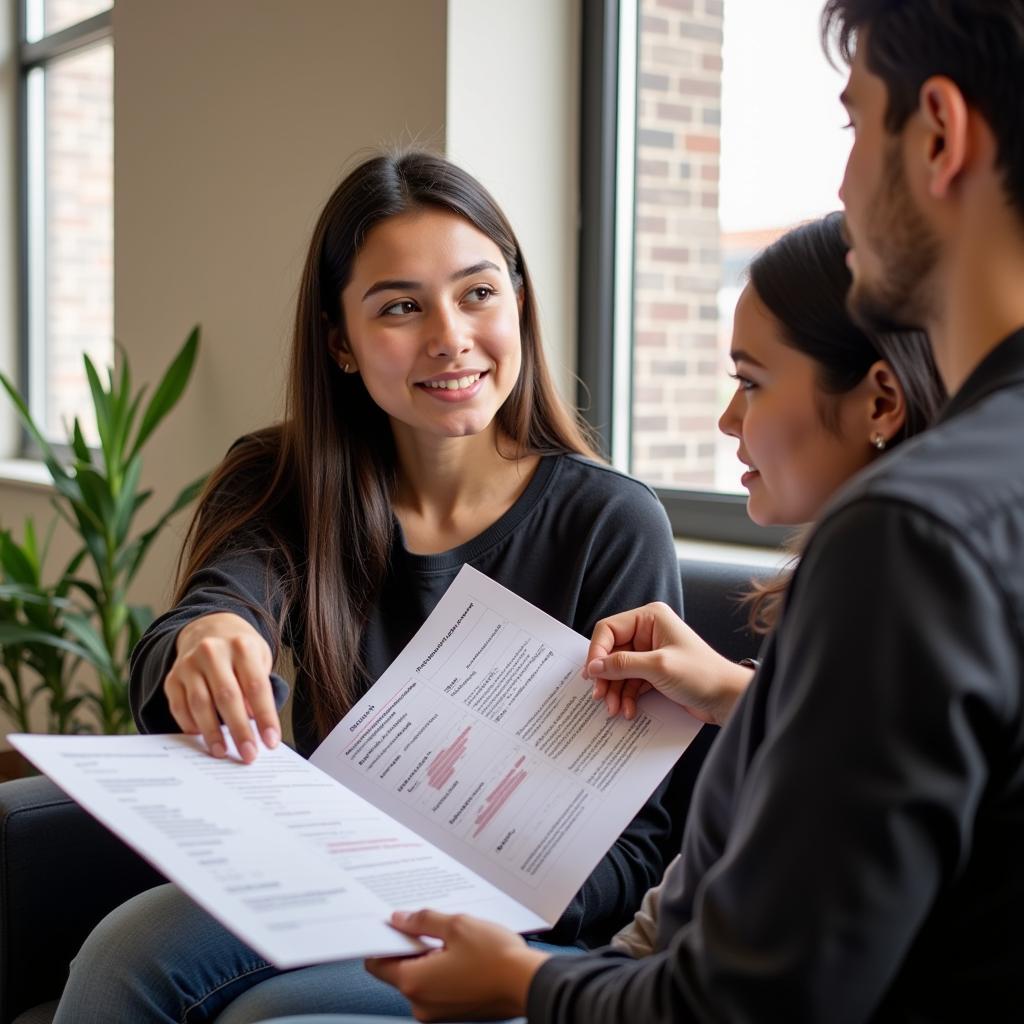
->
<box><xmin>52</xmin><ymin>152</ymin><xmax>689</xmax><ymax>1023</ymax></box>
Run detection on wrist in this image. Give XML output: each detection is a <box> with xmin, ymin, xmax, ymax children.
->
<box><xmin>500</xmin><ymin>945</ymin><xmax>551</xmax><ymax>1013</ymax></box>
<box><xmin>713</xmin><ymin>659</ymin><xmax>755</xmax><ymax>725</ymax></box>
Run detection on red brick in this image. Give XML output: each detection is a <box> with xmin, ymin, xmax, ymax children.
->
<box><xmin>685</xmin><ymin>133</ymin><xmax>720</xmax><ymax>154</ymax></box>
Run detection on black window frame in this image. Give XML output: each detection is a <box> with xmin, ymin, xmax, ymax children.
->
<box><xmin>577</xmin><ymin>0</ymin><xmax>786</xmax><ymax>548</ymax></box>
<box><xmin>16</xmin><ymin>2</ymin><xmax>114</xmax><ymax>458</ymax></box>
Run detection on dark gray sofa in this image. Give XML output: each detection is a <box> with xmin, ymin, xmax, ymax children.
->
<box><xmin>0</xmin><ymin>557</ymin><xmax>768</xmax><ymax>1024</ymax></box>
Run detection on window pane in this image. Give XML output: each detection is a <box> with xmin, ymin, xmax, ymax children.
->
<box><xmin>630</xmin><ymin>0</ymin><xmax>848</xmax><ymax>493</ymax></box>
<box><xmin>28</xmin><ymin>40</ymin><xmax>113</xmax><ymax>444</ymax></box>
<box><xmin>25</xmin><ymin>0</ymin><xmax>112</xmax><ymax>43</ymax></box>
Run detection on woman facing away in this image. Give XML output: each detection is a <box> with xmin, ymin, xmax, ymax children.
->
<box><xmin>52</xmin><ymin>152</ymin><xmax>693</xmax><ymax>1023</ymax></box>
<box><xmin>254</xmin><ymin>212</ymin><xmax>947</xmax><ymax>1024</ymax></box>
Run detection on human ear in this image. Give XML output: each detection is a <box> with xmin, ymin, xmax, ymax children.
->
<box><xmin>863</xmin><ymin>359</ymin><xmax>906</xmax><ymax>447</ymax></box>
<box><xmin>325</xmin><ymin>321</ymin><xmax>358</xmax><ymax>374</ymax></box>
<box><xmin>918</xmin><ymin>75</ymin><xmax>970</xmax><ymax>200</ymax></box>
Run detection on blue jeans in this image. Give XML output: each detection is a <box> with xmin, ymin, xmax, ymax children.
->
<box><xmin>52</xmin><ymin>883</ymin><xmax>579</xmax><ymax>1023</ymax></box>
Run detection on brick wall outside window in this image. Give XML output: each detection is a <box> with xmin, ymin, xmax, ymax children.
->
<box><xmin>632</xmin><ymin>0</ymin><xmax>726</xmax><ymax>490</ymax></box>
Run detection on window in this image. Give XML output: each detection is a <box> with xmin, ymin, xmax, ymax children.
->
<box><xmin>579</xmin><ymin>0</ymin><xmax>849</xmax><ymax>545</ymax></box>
<box><xmin>19</xmin><ymin>0</ymin><xmax>113</xmax><ymax>446</ymax></box>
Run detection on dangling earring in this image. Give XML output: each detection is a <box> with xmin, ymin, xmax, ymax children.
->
<box><xmin>871</xmin><ymin>433</ymin><xmax>887</xmax><ymax>451</ymax></box>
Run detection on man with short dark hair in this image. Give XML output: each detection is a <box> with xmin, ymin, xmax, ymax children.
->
<box><xmin>286</xmin><ymin>3</ymin><xmax>1024</xmax><ymax>1021</ymax></box>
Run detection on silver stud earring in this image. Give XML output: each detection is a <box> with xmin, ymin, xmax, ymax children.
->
<box><xmin>871</xmin><ymin>433</ymin><xmax>887</xmax><ymax>451</ymax></box>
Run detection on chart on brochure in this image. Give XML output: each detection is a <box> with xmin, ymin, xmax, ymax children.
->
<box><xmin>312</xmin><ymin>565</ymin><xmax>703</xmax><ymax>923</ymax></box>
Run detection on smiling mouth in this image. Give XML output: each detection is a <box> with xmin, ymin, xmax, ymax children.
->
<box><xmin>420</xmin><ymin>372</ymin><xmax>483</xmax><ymax>391</ymax></box>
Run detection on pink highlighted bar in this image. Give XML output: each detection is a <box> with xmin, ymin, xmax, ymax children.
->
<box><xmin>427</xmin><ymin>727</ymin><xmax>471</xmax><ymax>790</ymax></box>
<box><xmin>472</xmin><ymin>756</ymin><xmax>528</xmax><ymax>837</ymax></box>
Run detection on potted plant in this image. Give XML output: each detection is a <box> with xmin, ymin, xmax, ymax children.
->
<box><xmin>0</xmin><ymin>326</ymin><xmax>207</xmax><ymax>747</ymax></box>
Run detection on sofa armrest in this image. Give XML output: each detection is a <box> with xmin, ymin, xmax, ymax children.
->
<box><xmin>0</xmin><ymin>775</ymin><xmax>164</xmax><ymax>1024</ymax></box>
<box><xmin>679</xmin><ymin>557</ymin><xmax>772</xmax><ymax>665</ymax></box>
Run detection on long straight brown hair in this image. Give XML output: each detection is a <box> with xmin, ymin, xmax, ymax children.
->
<box><xmin>176</xmin><ymin>152</ymin><xmax>600</xmax><ymax>739</ymax></box>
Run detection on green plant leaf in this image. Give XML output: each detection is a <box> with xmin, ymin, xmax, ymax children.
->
<box><xmin>49</xmin><ymin>470</ymin><xmax>85</xmax><ymax>508</ymax></box>
<box><xmin>0</xmin><ymin>533</ymin><xmax>38</xmax><ymax>585</ymax></box>
<box><xmin>0</xmin><ymin>585</ymin><xmax>73</xmax><ymax>610</ymax></box>
<box><xmin>129</xmin><ymin>326</ymin><xmax>200</xmax><ymax>460</ymax></box>
<box><xmin>124</xmin><ymin>473</ymin><xmax>207</xmax><ymax>584</ymax></box>
<box><xmin>61</xmin><ymin>612</ymin><xmax>117</xmax><ymax>678</ymax></box>
<box><xmin>65</xmin><ymin>501</ymin><xmax>108</xmax><ymax>582</ymax></box>
<box><xmin>71</xmin><ymin>418</ymin><xmax>93</xmax><ymax>465</ymax></box>
<box><xmin>0</xmin><ymin>622</ymin><xmax>95</xmax><ymax>662</ymax></box>
<box><xmin>67</xmin><ymin>577</ymin><xmax>101</xmax><ymax>606</ymax></box>
<box><xmin>40</xmin><ymin>517</ymin><xmax>59</xmax><ymax>568</ymax></box>
<box><xmin>74</xmin><ymin>467</ymin><xmax>116</xmax><ymax>541</ymax></box>
<box><xmin>133</xmin><ymin>488</ymin><xmax>154</xmax><ymax>515</ymax></box>
<box><xmin>121</xmin><ymin>386</ymin><xmax>148</xmax><ymax>467</ymax></box>
<box><xmin>108</xmin><ymin>346</ymin><xmax>133</xmax><ymax>471</ymax></box>
<box><xmin>83</xmin><ymin>354</ymin><xmax>113</xmax><ymax>470</ymax></box>
<box><xmin>0</xmin><ymin>371</ymin><xmax>72</xmax><ymax>486</ymax></box>
<box><xmin>113</xmin><ymin>454</ymin><xmax>144</xmax><ymax>545</ymax></box>
<box><xmin>54</xmin><ymin>550</ymin><xmax>88</xmax><ymax>599</ymax></box>
<box><xmin>22</xmin><ymin>520</ymin><xmax>39</xmax><ymax>571</ymax></box>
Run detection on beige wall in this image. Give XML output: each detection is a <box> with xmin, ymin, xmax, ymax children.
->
<box><xmin>0</xmin><ymin>0</ymin><xmax>580</xmax><ymax>738</ymax></box>
<box><xmin>114</xmin><ymin>0</ymin><xmax>449</xmax><ymax>611</ymax></box>
<box><xmin>447</xmin><ymin>0</ymin><xmax>580</xmax><ymax>400</ymax></box>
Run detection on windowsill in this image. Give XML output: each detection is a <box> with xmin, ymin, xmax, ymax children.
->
<box><xmin>0</xmin><ymin>458</ymin><xmax>54</xmax><ymax>492</ymax></box>
<box><xmin>675</xmin><ymin>536</ymin><xmax>789</xmax><ymax>569</ymax></box>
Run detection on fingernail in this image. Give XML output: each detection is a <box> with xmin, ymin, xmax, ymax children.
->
<box><xmin>262</xmin><ymin>727</ymin><xmax>280</xmax><ymax>748</ymax></box>
<box><xmin>392</xmin><ymin>911</ymin><xmax>409</xmax><ymax>925</ymax></box>
<box><xmin>209</xmin><ymin>741</ymin><xmax>226</xmax><ymax>758</ymax></box>
<box><xmin>591</xmin><ymin>685</ymin><xmax>600</xmax><ymax>699</ymax></box>
<box><xmin>240</xmin><ymin>741</ymin><xmax>257</xmax><ymax>762</ymax></box>
<box><xmin>588</xmin><ymin>659</ymin><xmax>605</xmax><ymax>675</ymax></box>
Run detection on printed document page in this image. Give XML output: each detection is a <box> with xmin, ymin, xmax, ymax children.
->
<box><xmin>312</xmin><ymin>565</ymin><xmax>702</xmax><ymax>924</ymax></box>
<box><xmin>10</xmin><ymin>731</ymin><xmax>546</xmax><ymax>968</ymax></box>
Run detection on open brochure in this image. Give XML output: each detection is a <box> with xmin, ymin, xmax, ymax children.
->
<box><xmin>11</xmin><ymin>566</ymin><xmax>702</xmax><ymax>968</ymax></box>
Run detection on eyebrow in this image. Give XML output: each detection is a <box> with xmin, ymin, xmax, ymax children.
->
<box><xmin>361</xmin><ymin>260</ymin><xmax>503</xmax><ymax>301</ymax></box>
<box><xmin>730</xmin><ymin>349</ymin><xmax>766</xmax><ymax>368</ymax></box>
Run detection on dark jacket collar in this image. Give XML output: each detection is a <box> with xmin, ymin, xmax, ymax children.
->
<box><xmin>940</xmin><ymin>328</ymin><xmax>1024</xmax><ymax>424</ymax></box>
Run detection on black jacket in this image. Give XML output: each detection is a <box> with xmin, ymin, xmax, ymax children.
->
<box><xmin>531</xmin><ymin>331</ymin><xmax>1024</xmax><ymax>1022</ymax></box>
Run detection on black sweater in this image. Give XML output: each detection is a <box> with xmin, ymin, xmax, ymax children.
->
<box><xmin>130</xmin><ymin>451</ymin><xmax>703</xmax><ymax>948</ymax></box>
